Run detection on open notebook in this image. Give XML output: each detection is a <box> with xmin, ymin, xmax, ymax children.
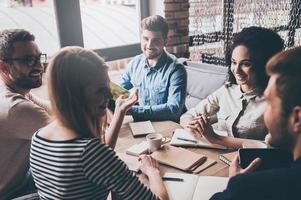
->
<box><xmin>170</xmin><ymin>129</ymin><xmax>227</xmax><ymax>149</ymax></box>
<box><xmin>163</xmin><ymin>172</ymin><xmax>229</xmax><ymax>200</ymax></box>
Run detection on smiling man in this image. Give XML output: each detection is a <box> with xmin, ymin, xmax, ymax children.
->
<box><xmin>0</xmin><ymin>29</ymin><xmax>51</xmax><ymax>199</ymax></box>
<box><xmin>120</xmin><ymin>15</ymin><xmax>187</xmax><ymax>122</ymax></box>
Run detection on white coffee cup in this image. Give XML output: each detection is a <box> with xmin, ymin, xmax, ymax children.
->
<box><xmin>146</xmin><ymin>133</ymin><xmax>163</xmax><ymax>153</ymax></box>
<box><xmin>242</xmin><ymin>140</ymin><xmax>268</xmax><ymax>149</ymax></box>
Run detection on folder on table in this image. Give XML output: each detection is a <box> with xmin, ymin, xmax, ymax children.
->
<box><xmin>151</xmin><ymin>145</ymin><xmax>216</xmax><ymax>173</ymax></box>
<box><xmin>129</xmin><ymin>121</ymin><xmax>155</xmax><ymax>137</ymax></box>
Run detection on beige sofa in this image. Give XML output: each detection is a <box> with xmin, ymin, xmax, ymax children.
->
<box><xmin>183</xmin><ymin>61</ymin><xmax>228</xmax><ymax>110</ymax></box>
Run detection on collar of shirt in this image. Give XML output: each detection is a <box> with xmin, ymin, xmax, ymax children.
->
<box><xmin>143</xmin><ymin>51</ymin><xmax>168</xmax><ymax>72</ymax></box>
<box><xmin>234</xmin><ymin>86</ymin><xmax>263</xmax><ymax>101</ymax></box>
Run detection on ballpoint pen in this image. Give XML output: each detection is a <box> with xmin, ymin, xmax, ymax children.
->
<box><xmin>177</xmin><ymin>137</ymin><xmax>198</xmax><ymax>143</ymax></box>
<box><xmin>162</xmin><ymin>177</ymin><xmax>184</xmax><ymax>182</ymax></box>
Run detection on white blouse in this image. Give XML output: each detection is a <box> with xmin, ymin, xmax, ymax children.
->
<box><xmin>183</xmin><ymin>84</ymin><xmax>267</xmax><ymax>140</ymax></box>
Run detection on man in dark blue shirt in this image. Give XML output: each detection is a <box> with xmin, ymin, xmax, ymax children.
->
<box><xmin>120</xmin><ymin>15</ymin><xmax>187</xmax><ymax>122</ymax></box>
<box><xmin>211</xmin><ymin>47</ymin><xmax>301</xmax><ymax>200</ymax></box>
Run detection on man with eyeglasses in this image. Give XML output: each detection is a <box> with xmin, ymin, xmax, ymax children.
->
<box><xmin>0</xmin><ymin>29</ymin><xmax>51</xmax><ymax>199</ymax></box>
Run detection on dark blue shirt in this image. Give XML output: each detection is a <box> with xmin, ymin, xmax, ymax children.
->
<box><xmin>210</xmin><ymin>157</ymin><xmax>301</xmax><ymax>200</ymax></box>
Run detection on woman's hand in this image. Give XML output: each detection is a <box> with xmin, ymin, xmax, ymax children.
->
<box><xmin>139</xmin><ymin>154</ymin><xmax>160</xmax><ymax>176</ymax></box>
<box><xmin>229</xmin><ymin>154</ymin><xmax>261</xmax><ymax>178</ymax></box>
<box><xmin>115</xmin><ymin>89</ymin><xmax>138</xmax><ymax>114</ymax></box>
<box><xmin>186</xmin><ymin>115</ymin><xmax>220</xmax><ymax>143</ymax></box>
<box><xmin>184</xmin><ymin>116</ymin><xmax>203</xmax><ymax>136</ymax></box>
<box><xmin>139</xmin><ymin>155</ymin><xmax>169</xmax><ymax>200</ymax></box>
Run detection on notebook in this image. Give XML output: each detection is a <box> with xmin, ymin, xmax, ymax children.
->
<box><xmin>219</xmin><ymin>151</ymin><xmax>237</xmax><ymax>166</ymax></box>
<box><xmin>163</xmin><ymin>172</ymin><xmax>229</xmax><ymax>200</ymax></box>
<box><xmin>151</xmin><ymin>145</ymin><xmax>216</xmax><ymax>173</ymax></box>
<box><xmin>129</xmin><ymin>121</ymin><xmax>156</xmax><ymax>137</ymax></box>
<box><xmin>117</xmin><ymin>153</ymin><xmax>140</xmax><ymax>173</ymax></box>
<box><xmin>110</xmin><ymin>81</ymin><xmax>129</xmax><ymax>100</ymax></box>
<box><xmin>126</xmin><ymin>141</ymin><xmax>149</xmax><ymax>156</ymax></box>
<box><xmin>170</xmin><ymin>129</ymin><xmax>227</xmax><ymax>149</ymax></box>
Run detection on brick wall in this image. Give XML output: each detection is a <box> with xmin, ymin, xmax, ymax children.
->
<box><xmin>164</xmin><ymin>0</ymin><xmax>190</xmax><ymax>58</ymax></box>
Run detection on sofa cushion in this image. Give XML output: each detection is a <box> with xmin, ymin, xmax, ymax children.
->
<box><xmin>185</xmin><ymin>61</ymin><xmax>228</xmax><ymax>109</ymax></box>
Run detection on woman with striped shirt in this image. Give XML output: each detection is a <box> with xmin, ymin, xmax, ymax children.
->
<box><xmin>30</xmin><ymin>46</ymin><xmax>169</xmax><ymax>200</ymax></box>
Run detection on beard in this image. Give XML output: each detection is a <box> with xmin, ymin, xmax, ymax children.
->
<box><xmin>16</xmin><ymin>78</ymin><xmax>42</xmax><ymax>89</ymax></box>
<box><xmin>268</xmin><ymin>117</ymin><xmax>295</xmax><ymax>150</ymax></box>
<box><xmin>145</xmin><ymin>52</ymin><xmax>160</xmax><ymax>60</ymax></box>
<box><xmin>14</xmin><ymin>75</ymin><xmax>42</xmax><ymax>89</ymax></box>
<box><xmin>143</xmin><ymin>48</ymin><xmax>163</xmax><ymax>60</ymax></box>
<box><xmin>10</xmin><ymin>67</ymin><xmax>42</xmax><ymax>89</ymax></box>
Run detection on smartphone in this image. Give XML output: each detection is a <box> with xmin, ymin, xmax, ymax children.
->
<box><xmin>238</xmin><ymin>148</ymin><xmax>293</xmax><ymax>171</ymax></box>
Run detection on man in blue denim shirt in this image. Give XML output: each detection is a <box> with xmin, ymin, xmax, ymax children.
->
<box><xmin>120</xmin><ymin>15</ymin><xmax>187</xmax><ymax>122</ymax></box>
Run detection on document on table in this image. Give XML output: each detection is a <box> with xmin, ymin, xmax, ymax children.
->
<box><xmin>170</xmin><ymin>129</ymin><xmax>227</xmax><ymax>149</ymax></box>
<box><xmin>129</xmin><ymin>120</ymin><xmax>155</xmax><ymax>137</ymax></box>
<box><xmin>163</xmin><ymin>172</ymin><xmax>229</xmax><ymax>200</ymax></box>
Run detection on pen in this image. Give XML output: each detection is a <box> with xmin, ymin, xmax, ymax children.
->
<box><xmin>162</xmin><ymin>177</ymin><xmax>184</xmax><ymax>182</ymax></box>
<box><xmin>177</xmin><ymin>137</ymin><xmax>198</xmax><ymax>144</ymax></box>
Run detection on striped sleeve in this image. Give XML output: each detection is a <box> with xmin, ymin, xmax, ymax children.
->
<box><xmin>82</xmin><ymin>139</ymin><xmax>160</xmax><ymax>200</ymax></box>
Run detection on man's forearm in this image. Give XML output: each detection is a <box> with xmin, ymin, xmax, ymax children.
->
<box><xmin>131</xmin><ymin>104</ymin><xmax>183</xmax><ymax>121</ymax></box>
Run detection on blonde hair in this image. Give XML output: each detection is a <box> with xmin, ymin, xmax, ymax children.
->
<box><xmin>47</xmin><ymin>46</ymin><xmax>109</xmax><ymax>139</ymax></box>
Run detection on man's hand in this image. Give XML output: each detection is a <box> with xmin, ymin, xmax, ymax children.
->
<box><xmin>229</xmin><ymin>154</ymin><xmax>261</xmax><ymax>178</ymax></box>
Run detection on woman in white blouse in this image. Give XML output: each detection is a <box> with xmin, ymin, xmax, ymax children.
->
<box><xmin>180</xmin><ymin>26</ymin><xmax>284</xmax><ymax>149</ymax></box>
<box><xmin>30</xmin><ymin>46</ymin><xmax>168</xmax><ymax>200</ymax></box>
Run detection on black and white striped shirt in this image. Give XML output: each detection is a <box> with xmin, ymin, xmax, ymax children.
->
<box><xmin>30</xmin><ymin>132</ymin><xmax>159</xmax><ymax>200</ymax></box>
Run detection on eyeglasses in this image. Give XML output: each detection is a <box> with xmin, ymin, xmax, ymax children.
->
<box><xmin>3</xmin><ymin>53</ymin><xmax>47</xmax><ymax>67</ymax></box>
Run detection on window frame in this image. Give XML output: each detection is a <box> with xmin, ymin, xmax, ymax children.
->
<box><xmin>53</xmin><ymin>0</ymin><xmax>149</xmax><ymax>61</ymax></box>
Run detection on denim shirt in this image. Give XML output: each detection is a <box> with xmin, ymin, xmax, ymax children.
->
<box><xmin>183</xmin><ymin>84</ymin><xmax>267</xmax><ymax>140</ymax></box>
<box><xmin>120</xmin><ymin>51</ymin><xmax>187</xmax><ymax>122</ymax></box>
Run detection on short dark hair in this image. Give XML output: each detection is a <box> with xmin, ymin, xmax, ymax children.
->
<box><xmin>226</xmin><ymin>26</ymin><xmax>284</xmax><ymax>91</ymax></box>
<box><xmin>0</xmin><ymin>29</ymin><xmax>35</xmax><ymax>60</ymax></box>
<box><xmin>141</xmin><ymin>15</ymin><xmax>169</xmax><ymax>39</ymax></box>
<box><xmin>266</xmin><ymin>47</ymin><xmax>301</xmax><ymax>118</ymax></box>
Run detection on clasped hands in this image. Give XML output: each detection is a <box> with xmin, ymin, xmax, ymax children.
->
<box><xmin>185</xmin><ymin>115</ymin><xmax>220</xmax><ymax>144</ymax></box>
<box><xmin>185</xmin><ymin>115</ymin><xmax>262</xmax><ymax>177</ymax></box>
